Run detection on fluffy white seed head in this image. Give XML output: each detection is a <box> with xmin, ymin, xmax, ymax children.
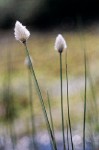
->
<box><xmin>14</xmin><ymin>21</ymin><xmax>30</xmax><ymax>43</ymax></box>
<box><xmin>55</xmin><ymin>34</ymin><xmax>67</xmax><ymax>53</ymax></box>
<box><xmin>73</xmin><ymin>135</ymin><xmax>82</xmax><ymax>146</ymax></box>
<box><xmin>24</xmin><ymin>56</ymin><xmax>33</xmax><ymax>68</ymax></box>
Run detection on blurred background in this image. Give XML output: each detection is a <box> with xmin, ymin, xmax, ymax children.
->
<box><xmin>0</xmin><ymin>0</ymin><xmax>99</xmax><ymax>150</ymax></box>
<box><xmin>0</xmin><ymin>0</ymin><xmax>99</xmax><ymax>29</ymax></box>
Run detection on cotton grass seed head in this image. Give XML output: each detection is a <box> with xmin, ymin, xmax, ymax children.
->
<box><xmin>24</xmin><ymin>56</ymin><xmax>33</xmax><ymax>68</ymax></box>
<box><xmin>55</xmin><ymin>34</ymin><xmax>67</xmax><ymax>53</ymax></box>
<box><xmin>14</xmin><ymin>21</ymin><xmax>30</xmax><ymax>43</ymax></box>
<box><xmin>73</xmin><ymin>135</ymin><xmax>82</xmax><ymax>146</ymax></box>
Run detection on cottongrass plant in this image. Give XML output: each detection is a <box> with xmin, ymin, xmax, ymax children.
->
<box><xmin>66</xmin><ymin>121</ymin><xmax>69</xmax><ymax>150</ymax></box>
<box><xmin>55</xmin><ymin>34</ymin><xmax>67</xmax><ymax>150</ymax></box>
<box><xmin>65</xmin><ymin>50</ymin><xmax>74</xmax><ymax>150</ymax></box>
<box><xmin>83</xmin><ymin>48</ymin><xmax>87</xmax><ymax>150</ymax></box>
<box><xmin>14</xmin><ymin>21</ymin><xmax>30</xmax><ymax>43</ymax></box>
<box><xmin>77</xmin><ymin>21</ymin><xmax>87</xmax><ymax>150</ymax></box>
<box><xmin>14</xmin><ymin>20</ymin><xmax>98</xmax><ymax>150</ymax></box>
<box><xmin>87</xmin><ymin>57</ymin><xmax>98</xmax><ymax>125</ymax></box>
<box><xmin>47</xmin><ymin>92</ymin><xmax>55</xmax><ymax>138</ymax></box>
<box><xmin>83</xmin><ymin>50</ymin><xmax>98</xmax><ymax>150</ymax></box>
<box><xmin>47</xmin><ymin>92</ymin><xmax>55</xmax><ymax>150</ymax></box>
<box><xmin>14</xmin><ymin>21</ymin><xmax>57</xmax><ymax>150</ymax></box>
<box><xmin>78</xmin><ymin>21</ymin><xmax>96</xmax><ymax>150</ymax></box>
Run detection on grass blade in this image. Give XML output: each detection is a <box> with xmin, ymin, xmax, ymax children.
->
<box><xmin>47</xmin><ymin>91</ymin><xmax>55</xmax><ymax>137</ymax></box>
<box><xmin>66</xmin><ymin>121</ymin><xmax>69</xmax><ymax>150</ymax></box>
<box><xmin>83</xmin><ymin>48</ymin><xmax>87</xmax><ymax>150</ymax></box>
<box><xmin>59</xmin><ymin>53</ymin><xmax>66</xmax><ymax>150</ymax></box>
<box><xmin>65</xmin><ymin>51</ymin><xmax>74</xmax><ymax>150</ymax></box>
<box><xmin>47</xmin><ymin>91</ymin><xmax>56</xmax><ymax>150</ymax></box>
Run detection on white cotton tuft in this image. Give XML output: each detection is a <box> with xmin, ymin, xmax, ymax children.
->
<box><xmin>54</xmin><ymin>34</ymin><xmax>67</xmax><ymax>53</ymax></box>
<box><xmin>14</xmin><ymin>21</ymin><xmax>30</xmax><ymax>43</ymax></box>
<box><xmin>24</xmin><ymin>56</ymin><xmax>33</xmax><ymax>68</ymax></box>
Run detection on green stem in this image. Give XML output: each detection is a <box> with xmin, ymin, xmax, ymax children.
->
<box><xmin>28</xmin><ymin>69</ymin><xmax>38</xmax><ymax>150</ymax></box>
<box><xmin>87</xmin><ymin>58</ymin><xmax>98</xmax><ymax>124</ymax></box>
<box><xmin>66</xmin><ymin>121</ymin><xmax>69</xmax><ymax>150</ymax></box>
<box><xmin>83</xmin><ymin>48</ymin><xmax>87</xmax><ymax>150</ymax></box>
<box><xmin>65</xmin><ymin>51</ymin><xmax>74</xmax><ymax>150</ymax></box>
<box><xmin>24</xmin><ymin>42</ymin><xmax>57</xmax><ymax>150</ymax></box>
<box><xmin>76</xmin><ymin>19</ymin><xmax>87</xmax><ymax>150</ymax></box>
<box><xmin>47</xmin><ymin>92</ymin><xmax>55</xmax><ymax>137</ymax></box>
<box><xmin>59</xmin><ymin>53</ymin><xmax>66</xmax><ymax>150</ymax></box>
<box><xmin>47</xmin><ymin>92</ymin><xmax>55</xmax><ymax>150</ymax></box>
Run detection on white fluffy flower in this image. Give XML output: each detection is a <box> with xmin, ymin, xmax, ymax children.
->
<box><xmin>73</xmin><ymin>135</ymin><xmax>82</xmax><ymax>146</ymax></box>
<box><xmin>14</xmin><ymin>21</ymin><xmax>30</xmax><ymax>43</ymax></box>
<box><xmin>55</xmin><ymin>34</ymin><xmax>67</xmax><ymax>53</ymax></box>
<box><xmin>24</xmin><ymin>56</ymin><xmax>33</xmax><ymax>68</ymax></box>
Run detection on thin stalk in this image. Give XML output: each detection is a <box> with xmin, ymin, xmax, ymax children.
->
<box><xmin>9</xmin><ymin>124</ymin><xmax>15</xmax><ymax>150</ymax></box>
<box><xmin>65</xmin><ymin>51</ymin><xmax>74</xmax><ymax>150</ymax></box>
<box><xmin>47</xmin><ymin>92</ymin><xmax>55</xmax><ymax>150</ymax></box>
<box><xmin>87</xmin><ymin>58</ymin><xmax>98</xmax><ymax>124</ymax></box>
<box><xmin>24</xmin><ymin>42</ymin><xmax>57</xmax><ymax>150</ymax></box>
<box><xmin>66</xmin><ymin>121</ymin><xmax>69</xmax><ymax>150</ymax></box>
<box><xmin>77</xmin><ymin>18</ymin><xmax>96</xmax><ymax>149</ymax></box>
<box><xmin>47</xmin><ymin>92</ymin><xmax>55</xmax><ymax>137</ymax></box>
<box><xmin>87</xmin><ymin>112</ymin><xmax>96</xmax><ymax>150</ymax></box>
<box><xmin>59</xmin><ymin>52</ymin><xmax>66</xmax><ymax>150</ymax></box>
<box><xmin>76</xmin><ymin>18</ymin><xmax>87</xmax><ymax>150</ymax></box>
<box><xmin>28</xmin><ymin>69</ymin><xmax>38</xmax><ymax>150</ymax></box>
<box><xmin>83</xmin><ymin>48</ymin><xmax>87</xmax><ymax>150</ymax></box>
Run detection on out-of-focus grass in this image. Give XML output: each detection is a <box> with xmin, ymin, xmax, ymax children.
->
<box><xmin>0</xmin><ymin>28</ymin><xmax>99</xmax><ymax>78</ymax></box>
<box><xmin>0</xmin><ymin>26</ymin><xmax>99</xmax><ymax>136</ymax></box>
